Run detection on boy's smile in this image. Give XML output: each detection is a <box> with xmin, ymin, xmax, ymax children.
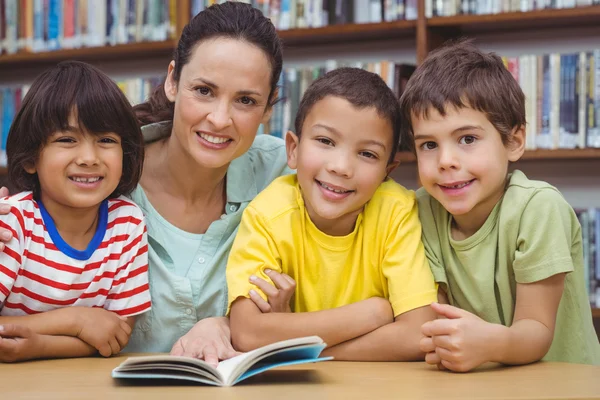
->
<box><xmin>413</xmin><ymin>106</ymin><xmax>524</xmax><ymax>238</ymax></box>
<box><xmin>286</xmin><ymin>96</ymin><xmax>395</xmax><ymax>236</ymax></box>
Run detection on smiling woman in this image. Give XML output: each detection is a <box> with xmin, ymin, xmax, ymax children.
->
<box><xmin>117</xmin><ymin>2</ymin><xmax>292</xmax><ymax>362</ymax></box>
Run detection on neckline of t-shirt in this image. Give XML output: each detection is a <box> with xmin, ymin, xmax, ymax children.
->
<box><xmin>37</xmin><ymin>198</ymin><xmax>108</xmax><ymax>261</ymax></box>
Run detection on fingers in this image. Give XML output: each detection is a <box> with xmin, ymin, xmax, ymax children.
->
<box><xmin>421</xmin><ymin>318</ymin><xmax>459</xmax><ymax>337</ymax></box>
<box><xmin>249</xmin><ymin>276</ymin><xmax>279</xmax><ymax>297</ymax></box>
<box><xmin>115</xmin><ymin>329</ymin><xmax>130</xmax><ymax>349</ymax></box>
<box><xmin>431</xmin><ymin>334</ymin><xmax>454</xmax><ymax>350</ymax></box>
<box><xmin>170</xmin><ymin>340</ymin><xmax>185</xmax><ymax>356</ymax></box>
<box><xmin>108</xmin><ymin>338</ymin><xmax>121</xmax><ymax>356</ymax></box>
<box><xmin>249</xmin><ymin>289</ymin><xmax>272</xmax><ymax>313</ymax></box>
<box><xmin>98</xmin><ymin>343</ymin><xmax>112</xmax><ymax>358</ymax></box>
<box><xmin>265</xmin><ymin>269</ymin><xmax>295</xmax><ymax>291</ymax></box>
<box><xmin>0</xmin><ymin>324</ymin><xmax>31</xmax><ymax>338</ymax></box>
<box><xmin>0</xmin><ymin>187</ymin><xmax>9</xmax><ymax>198</ymax></box>
<box><xmin>419</xmin><ymin>336</ymin><xmax>435</xmax><ymax>353</ymax></box>
<box><xmin>201</xmin><ymin>346</ymin><xmax>219</xmax><ymax>368</ymax></box>
<box><xmin>425</xmin><ymin>351</ymin><xmax>442</xmax><ymax>365</ymax></box>
<box><xmin>120</xmin><ymin>320</ymin><xmax>132</xmax><ymax>335</ymax></box>
<box><xmin>430</xmin><ymin>302</ymin><xmax>470</xmax><ymax>319</ymax></box>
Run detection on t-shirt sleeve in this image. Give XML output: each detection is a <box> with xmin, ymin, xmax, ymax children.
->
<box><xmin>384</xmin><ymin>194</ymin><xmax>438</xmax><ymax>317</ymax></box>
<box><xmin>0</xmin><ymin>205</ymin><xmax>25</xmax><ymax>304</ymax></box>
<box><xmin>104</xmin><ymin>214</ymin><xmax>151</xmax><ymax>317</ymax></box>
<box><xmin>226</xmin><ymin>205</ymin><xmax>282</xmax><ymax>314</ymax></box>
<box><xmin>416</xmin><ymin>191</ymin><xmax>448</xmax><ymax>287</ymax></box>
<box><xmin>513</xmin><ymin>189</ymin><xmax>577</xmax><ymax>284</ymax></box>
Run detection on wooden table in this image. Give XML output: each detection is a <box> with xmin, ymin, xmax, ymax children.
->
<box><xmin>1</xmin><ymin>356</ymin><xmax>599</xmax><ymax>400</ymax></box>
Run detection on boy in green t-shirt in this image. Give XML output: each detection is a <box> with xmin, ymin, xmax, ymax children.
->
<box><xmin>399</xmin><ymin>40</ymin><xmax>600</xmax><ymax>372</ymax></box>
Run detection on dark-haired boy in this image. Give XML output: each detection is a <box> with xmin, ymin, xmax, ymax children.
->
<box><xmin>400</xmin><ymin>41</ymin><xmax>600</xmax><ymax>371</ymax></box>
<box><xmin>227</xmin><ymin>67</ymin><xmax>437</xmax><ymax>361</ymax></box>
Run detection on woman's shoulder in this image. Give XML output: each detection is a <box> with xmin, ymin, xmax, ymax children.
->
<box><xmin>230</xmin><ymin>134</ymin><xmax>293</xmax><ymax>193</ymax></box>
<box><xmin>107</xmin><ymin>195</ymin><xmax>145</xmax><ymax>222</ymax></box>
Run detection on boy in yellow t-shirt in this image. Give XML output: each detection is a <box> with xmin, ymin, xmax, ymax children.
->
<box><xmin>227</xmin><ymin>68</ymin><xmax>437</xmax><ymax>361</ymax></box>
<box><xmin>400</xmin><ymin>40</ymin><xmax>600</xmax><ymax>372</ymax></box>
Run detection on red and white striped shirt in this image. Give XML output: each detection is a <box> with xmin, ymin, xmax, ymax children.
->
<box><xmin>0</xmin><ymin>192</ymin><xmax>151</xmax><ymax>317</ymax></box>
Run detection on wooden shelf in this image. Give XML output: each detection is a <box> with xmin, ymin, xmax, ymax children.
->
<box><xmin>396</xmin><ymin>148</ymin><xmax>600</xmax><ymax>164</ymax></box>
<box><xmin>0</xmin><ymin>40</ymin><xmax>177</xmax><ymax>69</ymax></box>
<box><xmin>279</xmin><ymin>20</ymin><xmax>416</xmax><ymax>47</ymax></box>
<box><xmin>427</xmin><ymin>5</ymin><xmax>600</xmax><ymax>33</ymax></box>
<box><xmin>593</xmin><ymin>308</ymin><xmax>600</xmax><ymax>319</ymax></box>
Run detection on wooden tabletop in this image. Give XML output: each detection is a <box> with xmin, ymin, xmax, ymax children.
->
<box><xmin>2</xmin><ymin>356</ymin><xmax>599</xmax><ymax>400</ymax></box>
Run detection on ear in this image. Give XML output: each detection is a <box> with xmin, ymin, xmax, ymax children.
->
<box><xmin>507</xmin><ymin>124</ymin><xmax>526</xmax><ymax>162</ymax></box>
<box><xmin>164</xmin><ymin>61</ymin><xmax>178</xmax><ymax>102</ymax></box>
<box><xmin>285</xmin><ymin>130</ymin><xmax>300</xmax><ymax>170</ymax></box>
<box><xmin>386</xmin><ymin>159</ymin><xmax>400</xmax><ymax>176</ymax></box>
<box><xmin>24</xmin><ymin>162</ymin><xmax>36</xmax><ymax>175</ymax></box>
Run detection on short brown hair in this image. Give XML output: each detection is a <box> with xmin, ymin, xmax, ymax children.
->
<box><xmin>399</xmin><ymin>40</ymin><xmax>525</xmax><ymax>151</ymax></box>
<box><xmin>294</xmin><ymin>67</ymin><xmax>401</xmax><ymax>163</ymax></box>
<box><xmin>7</xmin><ymin>61</ymin><xmax>144</xmax><ymax>198</ymax></box>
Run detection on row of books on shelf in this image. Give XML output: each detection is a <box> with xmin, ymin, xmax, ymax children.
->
<box><xmin>426</xmin><ymin>0</ymin><xmax>600</xmax><ymax>17</ymax></box>
<box><xmin>506</xmin><ymin>50</ymin><xmax>600</xmax><ymax>150</ymax></box>
<box><xmin>0</xmin><ymin>0</ymin><xmax>177</xmax><ymax>55</ymax></box>
<box><xmin>576</xmin><ymin>208</ymin><xmax>600</xmax><ymax>308</ymax></box>
<box><xmin>265</xmin><ymin>51</ymin><xmax>600</xmax><ymax>150</ymax></box>
<box><xmin>0</xmin><ymin>75</ymin><xmax>162</xmax><ymax>166</ymax></box>
<box><xmin>192</xmin><ymin>0</ymin><xmax>418</xmax><ymax>31</ymax></box>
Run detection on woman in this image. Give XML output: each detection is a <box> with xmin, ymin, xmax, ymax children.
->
<box><xmin>0</xmin><ymin>2</ymin><xmax>290</xmax><ymax>366</ymax></box>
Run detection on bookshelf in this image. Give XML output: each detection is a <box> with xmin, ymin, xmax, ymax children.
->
<box><xmin>0</xmin><ymin>41</ymin><xmax>177</xmax><ymax>68</ymax></box>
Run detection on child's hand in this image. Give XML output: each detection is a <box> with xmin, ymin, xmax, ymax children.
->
<box><xmin>248</xmin><ymin>269</ymin><xmax>295</xmax><ymax>313</ymax></box>
<box><xmin>420</xmin><ymin>302</ymin><xmax>502</xmax><ymax>372</ymax></box>
<box><xmin>70</xmin><ymin>308</ymin><xmax>132</xmax><ymax>357</ymax></box>
<box><xmin>0</xmin><ymin>324</ymin><xmax>43</xmax><ymax>362</ymax></box>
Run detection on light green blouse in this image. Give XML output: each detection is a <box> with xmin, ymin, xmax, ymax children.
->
<box><xmin>125</xmin><ymin>122</ymin><xmax>291</xmax><ymax>352</ymax></box>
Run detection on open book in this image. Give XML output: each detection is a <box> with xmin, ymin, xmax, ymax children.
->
<box><xmin>112</xmin><ymin>336</ymin><xmax>331</xmax><ymax>386</ymax></box>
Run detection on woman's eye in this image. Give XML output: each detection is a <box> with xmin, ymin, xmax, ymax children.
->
<box><xmin>100</xmin><ymin>137</ymin><xmax>118</xmax><ymax>144</ymax></box>
<box><xmin>56</xmin><ymin>137</ymin><xmax>75</xmax><ymax>143</ymax></box>
<box><xmin>460</xmin><ymin>135</ymin><xmax>476</xmax><ymax>145</ymax></box>
<box><xmin>420</xmin><ymin>141</ymin><xmax>437</xmax><ymax>150</ymax></box>
<box><xmin>239</xmin><ymin>96</ymin><xmax>256</xmax><ymax>105</ymax></box>
<box><xmin>197</xmin><ymin>87</ymin><xmax>211</xmax><ymax>96</ymax></box>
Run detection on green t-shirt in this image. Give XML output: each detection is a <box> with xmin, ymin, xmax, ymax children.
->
<box><xmin>417</xmin><ymin>170</ymin><xmax>600</xmax><ymax>365</ymax></box>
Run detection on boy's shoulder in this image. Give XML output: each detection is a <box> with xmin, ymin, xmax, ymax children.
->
<box><xmin>503</xmin><ymin>170</ymin><xmax>569</xmax><ymax>211</ymax></box>
<box><xmin>363</xmin><ymin>179</ymin><xmax>418</xmax><ymax>221</ymax></box>
<box><xmin>0</xmin><ymin>191</ymin><xmax>38</xmax><ymax>214</ymax></box>
<box><xmin>245</xmin><ymin>174</ymin><xmax>301</xmax><ymax>221</ymax></box>
<box><xmin>107</xmin><ymin>196</ymin><xmax>145</xmax><ymax>223</ymax></box>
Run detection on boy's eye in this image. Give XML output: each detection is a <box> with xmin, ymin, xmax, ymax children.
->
<box><xmin>316</xmin><ymin>137</ymin><xmax>333</xmax><ymax>146</ymax></box>
<box><xmin>100</xmin><ymin>137</ymin><xmax>119</xmax><ymax>144</ymax></box>
<box><xmin>239</xmin><ymin>96</ymin><xmax>256</xmax><ymax>105</ymax></box>
<box><xmin>360</xmin><ymin>151</ymin><xmax>378</xmax><ymax>159</ymax></box>
<box><xmin>420</xmin><ymin>141</ymin><xmax>437</xmax><ymax>150</ymax></box>
<box><xmin>460</xmin><ymin>135</ymin><xmax>476</xmax><ymax>145</ymax></box>
<box><xmin>56</xmin><ymin>137</ymin><xmax>76</xmax><ymax>143</ymax></box>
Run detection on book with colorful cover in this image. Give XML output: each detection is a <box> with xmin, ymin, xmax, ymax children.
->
<box><xmin>112</xmin><ymin>336</ymin><xmax>331</xmax><ymax>387</ymax></box>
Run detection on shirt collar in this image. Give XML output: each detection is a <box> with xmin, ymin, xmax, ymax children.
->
<box><xmin>141</xmin><ymin>121</ymin><xmax>258</xmax><ymax>205</ymax></box>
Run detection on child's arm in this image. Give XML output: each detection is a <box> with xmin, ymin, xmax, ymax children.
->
<box><xmin>421</xmin><ymin>189</ymin><xmax>576</xmax><ymax>372</ymax></box>
<box><xmin>316</xmin><ymin>193</ymin><xmax>438</xmax><ymax>361</ymax></box>
<box><xmin>421</xmin><ymin>273</ymin><xmax>565</xmax><ymax>372</ymax></box>
<box><xmin>321</xmin><ymin>304</ymin><xmax>436</xmax><ymax>361</ymax></box>
<box><xmin>230</xmin><ymin>296</ymin><xmax>393</xmax><ymax>352</ymax></box>
<box><xmin>0</xmin><ymin>324</ymin><xmax>98</xmax><ymax>362</ymax></box>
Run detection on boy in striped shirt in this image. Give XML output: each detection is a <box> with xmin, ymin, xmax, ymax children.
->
<box><xmin>0</xmin><ymin>61</ymin><xmax>150</xmax><ymax>362</ymax></box>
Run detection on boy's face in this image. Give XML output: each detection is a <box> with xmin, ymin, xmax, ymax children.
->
<box><xmin>413</xmin><ymin>106</ymin><xmax>524</xmax><ymax>232</ymax></box>
<box><xmin>286</xmin><ymin>96</ymin><xmax>396</xmax><ymax>236</ymax></box>
<box><xmin>26</xmin><ymin>114</ymin><xmax>123</xmax><ymax>215</ymax></box>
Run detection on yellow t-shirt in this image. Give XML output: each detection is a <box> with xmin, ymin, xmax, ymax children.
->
<box><xmin>226</xmin><ymin>174</ymin><xmax>437</xmax><ymax>317</ymax></box>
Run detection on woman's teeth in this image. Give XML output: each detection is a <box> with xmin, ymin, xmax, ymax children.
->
<box><xmin>200</xmin><ymin>133</ymin><xmax>230</xmax><ymax>144</ymax></box>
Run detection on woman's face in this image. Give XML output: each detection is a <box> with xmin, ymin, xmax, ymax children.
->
<box><xmin>165</xmin><ymin>37</ymin><xmax>273</xmax><ymax>170</ymax></box>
